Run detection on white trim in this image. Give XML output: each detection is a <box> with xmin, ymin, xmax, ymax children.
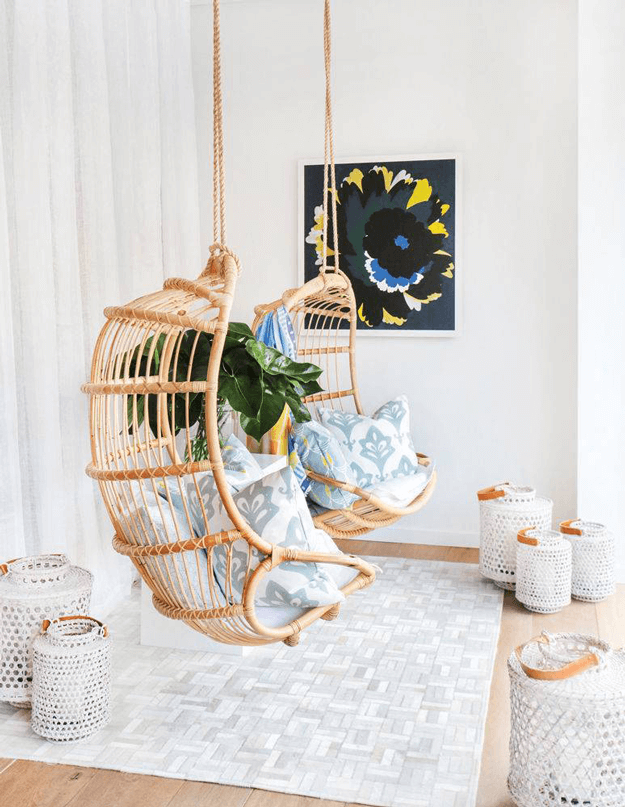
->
<box><xmin>298</xmin><ymin>152</ymin><xmax>462</xmax><ymax>338</ymax></box>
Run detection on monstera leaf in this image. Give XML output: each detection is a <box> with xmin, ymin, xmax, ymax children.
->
<box><xmin>124</xmin><ymin>323</ymin><xmax>322</xmax><ymax>445</ymax></box>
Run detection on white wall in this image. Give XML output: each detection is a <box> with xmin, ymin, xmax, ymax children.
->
<box><xmin>190</xmin><ymin>0</ymin><xmax>578</xmax><ymax>545</ymax></box>
<box><xmin>578</xmin><ymin>0</ymin><xmax>625</xmax><ymax>577</ymax></box>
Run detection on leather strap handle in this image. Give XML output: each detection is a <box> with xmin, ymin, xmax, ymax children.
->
<box><xmin>515</xmin><ymin>634</ymin><xmax>599</xmax><ymax>680</ymax></box>
<box><xmin>0</xmin><ymin>559</ymin><xmax>17</xmax><ymax>575</ymax></box>
<box><xmin>560</xmin><ymin>518</ymin><xmax>582</xmax><ymax>536</ymax></box>
<box><xmin>42</xmin><ymin>615</ymin><xmax>108</xmax><ymax>639</ymax></box>
<box><xmin>477</xmin><ymin>483</ymin><xmax>510</xmax><ymax>501</ymax></box>
<box><xmin>517</xmin><ymin>527</ymin><xmax>539</xmax><ymax>546</ymax></box>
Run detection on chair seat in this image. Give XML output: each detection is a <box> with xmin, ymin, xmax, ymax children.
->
<box><xmin>363</xmin><ymin>465</ymin><xmax>433</xmax><ymax>507</ymax></box>
<box><xmin>310</xmin><ymin>465</ymin><xmax>438</xmax><ymax>539</ymax></box>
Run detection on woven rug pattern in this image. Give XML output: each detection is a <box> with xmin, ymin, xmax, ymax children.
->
<box><xmin>0</xmin><ymin>558</ymin><xmax>502</xmax><ymax>807</ymax></box>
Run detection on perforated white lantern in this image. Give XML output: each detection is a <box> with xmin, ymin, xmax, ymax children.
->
<box><xmin>508</xmin><ymin>632</ymin><xmax>625</xmax><ymax>807</ymax></box>
<box><xmin>477</xmin><ymin>483</ymin><xmax>553</xmax><ymax>589</ymax></box>
<box><xmin>31</xmin><ymin>615</ymin><xmax>111</xmax><ymax>742</ymax></box>
<box><xmin>515</xmin><ymin>528</ymin><xmax>572</xmax><ymax>613</ymax></box>
<box><xmin>560</xmin><ymin>519</ymin><xmax>615</xmax><ymax>602</ymax></box>
<box><xmin>0</xmin><ymin>555</ymin><xmax>92</xmax><ymax>707</ymax></box>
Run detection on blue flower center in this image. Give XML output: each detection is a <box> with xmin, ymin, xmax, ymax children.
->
<box><xmin>368</xmin><ymin>258</ymin><xmax>420</xmax><ymax>289</ymax></box>
<box><xmin>394</xmin><ymin>234</ymin><xmax>409</xmax><ymax>250</ymax></box>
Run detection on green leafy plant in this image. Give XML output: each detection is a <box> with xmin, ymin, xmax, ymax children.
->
<box><xmin>125</xmin><ymin>322</ymin><xmax>322</xmax><ymax>452</ymax></box>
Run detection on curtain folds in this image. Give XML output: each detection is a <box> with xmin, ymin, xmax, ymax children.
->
<box><xmin>0</xmin><ymin>0</ymin><xmax>201</xmax><ymax>610</ymax></box>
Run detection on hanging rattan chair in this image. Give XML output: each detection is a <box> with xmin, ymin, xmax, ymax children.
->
<box><xmin>82</xmin><ymin>0</ymin><xmax>376</xmax><ymax>647</ymax></box>
<box><xmin>253</xmin><ymin>271</ymin><xmax>437</xmax><ymax>540</ymax></box>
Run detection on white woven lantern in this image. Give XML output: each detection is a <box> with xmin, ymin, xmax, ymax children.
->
<box><xmin>477</xmin><ymin>483</ymin><xmax>553</xmax><ymax>589</ymax></box>
<box><xmin>31</xmin><ymin>615</ymin><xmax>111</xmax><ymax>743</ymax></box>
<box><xmin>508</xmin><ymin>632</ymin><xmax>625</xmax><ymax>807</ymax></box>
<box><xmin>560</xmin><ymin>519</ymin><xmax>615</xmax><ymax>602</ymax></box>
<box><xmin>0</xmin><ymin>555</ymin><xmax>92</xmax><ymax>707</ymax></box>
<box><xmin>515</xmin><ymin>527</ymin><xmax>572</xmax><ymax>613</ymax></box>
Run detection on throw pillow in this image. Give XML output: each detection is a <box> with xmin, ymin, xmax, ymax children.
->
<box><xmin>318</xmin><ymin>400</ymin><xmax>420</xmax><ymax>487</ymax></box>
<box><xmin>291</xmin><ymin>420</ymin><xmax>358</xmax><ymax>509</ymax></box>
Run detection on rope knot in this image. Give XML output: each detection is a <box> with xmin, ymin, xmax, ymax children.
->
<box><xmin>202</xmin><ymin>243</ymin><xmax>242</xmax><ymax>278</ymax></box>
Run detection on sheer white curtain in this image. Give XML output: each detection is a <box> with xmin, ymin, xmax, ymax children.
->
<box><xmin>0</xmin><ymin>0</ymin><xmax>201</xmax><ymax>610</ymax></box>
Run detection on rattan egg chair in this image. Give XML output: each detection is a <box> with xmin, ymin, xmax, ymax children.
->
<box><xmin>253</xmin><ymin>270</ymin><xmax>437</xmax><ymax>540</ymax></box>
<box><xmin>82</xmin><ymin>0</ymin><xmax>375</xmax><ymax>647</ymax></box>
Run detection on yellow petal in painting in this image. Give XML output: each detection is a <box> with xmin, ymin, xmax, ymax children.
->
<box><xmin>428</xmin><ymin>221</ymin><xmax>448</xmax><ymax>236</ymax></box>
<box><xmin>374</xmin><ymin>165</ymin><xmax>394</xmax><ymax>192</ymax></box>
<box><xmin>358</xmin><ymin>303</ymin><xmax>373</xmax><ymax>327</ymax></box>
<box><xmin>441</xmin><ymin>203</ymin><xmax>450</xmax><ymax>215</ymax></box>
<box><xmin>406</xmin><ymin>291</ymin><xmax>442</xmax><ymax>307</ymax></box>
<box><xmin>382</xmin><ymin>308</ymin><xmax>407</xmax><ymax>326</ymax></box>
<box><xmin>442</xmin><ymin>262</ymin><xmax>454</xmax><ymax>278</ymax></box>
<box><xmin>344</xmin><ymin>168</ymin><xmax>364</xmax><ymax>192</ymax></box>
<box><xmin>406</xmin><ymin>178</ymin><xmax>433</xmax><ymax>208</ymax></box>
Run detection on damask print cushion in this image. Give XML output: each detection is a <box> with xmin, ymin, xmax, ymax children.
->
<box><xmin>187</xmin><ymin>466</ymin><xmax>346</xmax><ymax>609</ymax></box>
<box><xmin>372</xmin><ymin>395</ymin><xmax>415</xmax><ymax>452</ymax></box>
<box><xmin>318</xmin><ymin>399</ymin><xmax>420</xmax><ymax>487</ymax></box>
<box><xmin>291</xmin><ymin>420</ymin><xmax>358</xmax><ymax>509</ymax></box>
<box><xmin>159</xmin><ymin>434</ymin><xmax>262</xmax><ymax>529</ymax></box>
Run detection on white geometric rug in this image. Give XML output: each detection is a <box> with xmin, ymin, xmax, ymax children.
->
<box><xmin>0</xmin><ymin>558</ymin><xmax>502</xmax><ymax>807</ymax></box>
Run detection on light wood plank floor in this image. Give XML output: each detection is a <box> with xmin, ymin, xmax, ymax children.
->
<box><xmin>1</xmin><ymin>542</ymin><xmax>622</xmax><ymax>807</ymax></box>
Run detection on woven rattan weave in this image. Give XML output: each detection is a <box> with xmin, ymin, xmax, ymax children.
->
<box><xmin>31</xmin><ymin>616</ymin><xmax>111</xmax><ymax>742</ymax></box>
<box><xmin>508</xmin><ymin>632</ymin><xmax>625</xmax><ymax>807</ymax></box>
<box><xmin>0</xmin><ymin>555</ymin><xmax>92</xmax><ymax>706</ymax></box>
<box><xmin>477</xmin><ymin>483</ymin><xmax>552</xmax><ymax>589</ymax></box>
<box><xmin>515</xmin><ymin>528</ymin><xmax>572</xmax><ymax>613</ymax></box>
<box><xmin>560</xmin><ymin>519</ymin><xmax>615</xmax><ymax>602</ymax></box>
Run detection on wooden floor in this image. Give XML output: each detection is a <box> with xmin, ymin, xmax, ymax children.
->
<box><xmin>2</xmin><ymin>541</ymin><xmax>623</xmax><ymax>807</ymax></box>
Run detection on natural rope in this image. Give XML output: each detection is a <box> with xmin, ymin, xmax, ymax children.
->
<box><xmin>213</xmin><ymin>0</ymin><xmax>226</xmax><ymax>247</ymax></box>
<box><xmin>321</xmin><ymin>0</ymin><xmax>340</xmax><ymax>274</ymax></box>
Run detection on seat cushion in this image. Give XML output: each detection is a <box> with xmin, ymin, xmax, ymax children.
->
<box><xmin>291</xmin><ymin>420</ymin><xmax>358</xmax><ymax>510</ymax></box>
<box><xmin>363</xmin><ymin>463</ymin><xmax>433</xmax><ymax>507</ymax></box>
<box><xmin>318</xmin><ymin>399</ymin><xmax>421</xmax><ymax>487</ymax></box>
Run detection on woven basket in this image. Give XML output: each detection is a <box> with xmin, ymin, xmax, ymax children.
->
<box><xmin>31</xmin><ymin>615</ymin><xmax>111</xmax><ymax>743</ymax></box>
<box><xmin>508</xmin><ymin>632</ymin><xmax>625</xmax><ymax>807</ymax></box>
<box><xmin>477</xmin><ymin>484</ymin><xmax>553</xmax><ymax>590</ymax></box>
<box><xmin>515</xmin><ymin>527</ymin><xmax>572</xmax><ymax>613</ymax></box>
<box><xmin>560</xmin><ymin>519</ymin><xmax>615</xmax><ymax>602</ymax></box>
<box><xmin>0</xmin><ymin>555</ymin><xmax>92</xmax><ymax>707</ymax></box>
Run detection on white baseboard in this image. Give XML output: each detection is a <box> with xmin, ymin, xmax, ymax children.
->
<box><xmin>365</xmin><ymin>525</ymin><xmax>480</xmax><ymax>547</ymax></box>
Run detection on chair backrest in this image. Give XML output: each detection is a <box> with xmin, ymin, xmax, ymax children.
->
<box><xmin>82</xmin><ymin>257</ymin><xmax>273</xmax><ymax>636</ymax></box>
<box><xmin>253</xmin><ymin>270</ymin><xmax>363</xmax><ymax>417</ymax></box>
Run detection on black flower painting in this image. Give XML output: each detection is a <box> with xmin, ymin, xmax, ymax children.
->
<box><xmin>303</xmin><ymin>157</ymin><xmax>457</xmax><ymax>333</ymax></box>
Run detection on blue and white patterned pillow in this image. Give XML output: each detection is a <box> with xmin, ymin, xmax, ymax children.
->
<box><xmin>187</xmin><ymin>466</ymin><xmax>346</xmax><ymax>609</ymax></box>
<box><xmin>157</xmin><ymin>435</ymin><xmax>261</xmax><ymax>514</ymax></box>
<box><xmin>372</xmin><ymin>395</ymin><xmax>415</xmax><ymax>452</ymax></box>
<box><xmin>220</xmin><ymin>434</ymin><xmax>263</xmax><ymax>491</ymax></box>
<box><xmin>318</xmin><ymin>398</ymin><xmax>420</xmax><ymax>487</ymax></box>
<box><xmin>291</xmin><ymin>421</ymin><xmax>357</xmax><ymax>510</ymax></box>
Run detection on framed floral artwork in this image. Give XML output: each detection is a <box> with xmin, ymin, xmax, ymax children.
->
<box><xmin>299</xmin><ymin>154</ymin><xmax>460</xmax><ymax>336</ymax></box>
